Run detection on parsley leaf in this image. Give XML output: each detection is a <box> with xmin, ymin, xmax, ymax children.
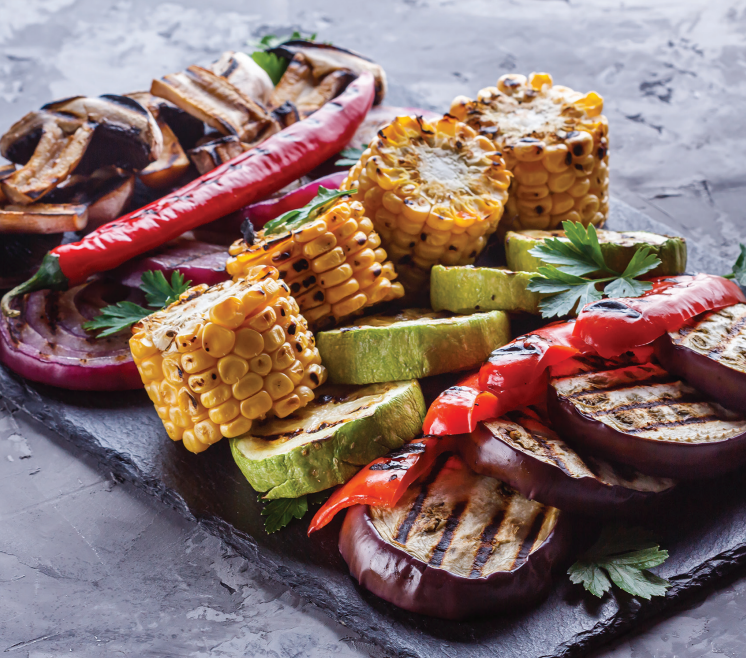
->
<box><xmin>259</xmin><ymin>490</ymin><xmax>331</xmax><ymax>534</ymax></box>
<box><xmin>335</xmin><ymin>144</ymin><xmax>367</xmax><ymax>167</ymax></box>
<box><xmin>141</xmin><ymin>270</ymin><xmax>190</xmax><ymax>308</ymax></box>
<box><xmin>568</xmin><ymin>525</ymin><xmax>670</xmax><ymax>600</ymax></box>
<box><xmin>264</xmin><ymin>187</ymin><xmax>353</xmax><ymax>235</ymax></box>
<box><xmin>726</xmin><ymin>243</ymin><xmax>746</xmax><ymax>287</ymax></box>
<box><xmin>249</xmin><ymin>30</ymin><xmax>317</xmax><ymax>85</ymax></box>
<box><xmin>526</xmin><ymin>221</ymin><xmax>662</xmax><ymax>319</ymax></box>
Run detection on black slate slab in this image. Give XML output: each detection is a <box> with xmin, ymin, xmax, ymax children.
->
<box><xmin>1</xmin><ymin>198</ymin><xmax>743</xmax><ymax>658</ymax></box>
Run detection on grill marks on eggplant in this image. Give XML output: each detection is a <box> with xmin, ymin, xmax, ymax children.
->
<box><xmin>552</xmin><ymin>363</ymin><xmax>746</xmax><ymax>444</ymax></box>
<box><xmin>370</xmin><ymin>455</ymin><xmax>559</xmax><ymax>578</ymax></box>
<box><xmin>671</xmin><ymin>303</ymin><xmax>746</xmax><ymax>374</ymax></box>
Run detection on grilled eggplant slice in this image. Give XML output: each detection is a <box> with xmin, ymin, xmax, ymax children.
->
<box><xmin>0</xmin><ymin>204</ymin><xmax>87</xmax><ymax>233</ymax></box>
<box><xmin>208</xmin><ymin>50</ymin><xmax>274</xmax><ymax>106</ymax></box>
<box><xmin>138</xmin><ymin>121</ymin><xmax>190</xmax><ymax>188</ymax></box>
<box><xmin>339</xmin><ymin>453</ymin><xmax>569</xmax><ymax>619</ymax></box>
<box><xmin>0</xmin><ymin>163</ymin><xmax>15</xmax><ymax>204</ymax></box>
<box><xmin>188</xmin><ymin>135</ymin><xmax>247</xmax><ymax>175</ymax></box>
<box><xmin>0</xmin><ymin>109</ymin><xmax>84</xmax><ymax>165</ymax></box>
<box><xmin>548</xmin><ymin>362</ymin><xmax>746</xmax><ymax>478</ymax></box>
<box><xmin>126</xmin><ymin>91</ymin><xmax>204</xmax><ymax>150</ymax></box>
<box><xmin>463</xmin><ymin>410</ymin><xmax>675</xmax><ymax>517</ymax></box>
<box><xmin>655</xmin><ymin>304</ymin><xmax>746</xmax><ymax>414</ymax></box>
<box><xmin>151</xmin><ymin>65</ymin><xmax>278</xmax><ymax>144</ymax></box>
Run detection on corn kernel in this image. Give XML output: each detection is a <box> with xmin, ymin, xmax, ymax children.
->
<box><xmin>217</xmin><ymin>354</ymin><xmax>249</xmax><ymax>385</ymax></box>
<box><xmin>233</xmin><ymin>327</ymin><xmax>264</xmax><ymax>359</ymax></box>
<box><xmin>240</xmin><ymin>391</ymin><xmax>273</xmax><ymax>420</ymax></box>
<box><xmin>188</xmin><ymin>368</ymin><xmax>220</xmax><ymax>394</ymax></box>
<box><xmin>273</xmin><ymin>393</ymin><xmax>301</xmax><ymax>418</ymax></box>
<box><xmin>272</xmin><ymin>343</ymin><xmax>296</xmax><ymax>371</ymax></box>
<box><xmin>130</xmin><ymin>334</ymin><xmax>158</xmax><ymax>359</ymax></box>
<box><xmin>182</xmin><ymin>430</ymin><xmax>209</xmax><ymax>453</ymax></box>
<box><xmin>201</xmin><ymin>383</ymin><xmax>232</xmax><ymax>409</ymax></box>
<box><xmin>232</xmin><ymin>372</ymin><xmax>264</xmax><ymax>400</ymax></box>
<box><xmin>209</xmin><ymin>399</ymin><xmax>240</xmax><ymax>425</ymax></box>
<box><xmin>245</xmin><ymin>306</ymin><xmax>277</xmax><ymax>333</ymax></box>
<box><xmin>265</xmin><ymin>372</ymin><xmax>294</xmax><ymax>400</ymax></box>
<box><xmin>220</xmin><ymin>416</ymin><xmax>252</xmax><ymax>439</ymax></box>
<box><xmin>194</xmin><ymin>419</ymin><xmax>222</xmax><ymax>445</ymax></box>
<box><xmin>261</xmin><ymin>325</ymin><xmax>286</xmax><ymax>354</ymax></box>
<box><xmin>162</xmin><ymin>355</ymin><xmax>185</xmax><ymax>384</ymax></box>
<box><xmin>163</xmin><ymin>422</ymin><xmax>184</xmax><ymax>442</ymax></box>
<box><xmin>250</xmin><ymin>354</ymin><xmax>272</xmax><ymax>376</ymax></box>
<box><xmin>295</xmin><ymin>385</ymin><xmax>315</xmax><ymax>406</ymax></box>
<box><xmin>138</xmin><ymin>355</ymin><xmax>164</xmax><ymax>382</ymax></box>
<box><xmin>301</xmin><ymin>363</ymin><xmax>327</xmax><ymax>389</ymax></box>
<box><xmin>181</xmin><ymin>349</ymin><xmax>216</xmax><ymax>374</ymax></box>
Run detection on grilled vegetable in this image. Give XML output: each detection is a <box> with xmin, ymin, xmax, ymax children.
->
<box><xmin>341</xmin><ymin>114</ymin><xmax>511</xmax><ymax>295</ymax></box>
<box><xmin>464</xmin><ymin>409</ymin><xmax>675</xmax><ymax>517</ymax></box>
<box><xmin>226</xmin><ymin>192</ymin><xmax>403</xmax><ymax>329</ymax></box>
<box><xmin>129</xmin><ymin>265</ymin><xmax>326</xmax><ymax>454</ymax></box>
<box><xmin>2</xmin><ymin>74</ymin><xmax>375</xmax><ymax>318</ymax></box>
<box><xmin>339</xmin><ymin>453</ymin><xmax>569</xmax><ymax>619</ymax></box>
<box><xmin>208</xmin><ymin>50</ymin><xmax>274</xmax><ymax>107</ymax></box>
<box><xmin>574</xmin><ymin>274</ymin><xmax>746</xmax><ymax>359</ymax></box>
<box><xmin>548</xmin><ymin>362</ymin><xmax>746</xmax><ymax>478</ymax></box>
<box><xmin>316</xmin><ymin>309</ymin><xmax>510</xmax><ymax>385</ymax></box>
<box><xmin>188</xmin><ymin>135</ymin><xmax>247</xmax><ymax>175</ymax></box>
<box><xmin>430</xmin><ymin>265</ymin><xmax>541</xmax><ymax>315</ymax></box>
<box><xmin>138</xmin><ymin>121</ymin><xmax>190</xmax><ymax>188</ymax></box>
<box><xmin>450</xmin><ymin>73</ymin><xmax>607</xmax><ymax>232</ymax></box>
<box><xmin>655</xmin><ymin>303</ymin><xmax>746</xmax><ymax>414</ymax></box>
<box><xmin>0</xmin><ymin>203</ymin><xmax>88</xmax><ymax>233</ymax></box>
<box><xmin>230</xmin><ymin>380</ymin><xmax>425</xmax><ymax>499</ymax></box>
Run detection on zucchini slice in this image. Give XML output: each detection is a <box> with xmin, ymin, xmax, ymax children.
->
<box><xmin>505</xmin><ymin>229</ymin><xmax>687</xmax><ymax>277</ymax></box>
<box><xmin>316</xmin><ymin>308</ymin><xmax>510</xmax><ymax>385</ymax></box>
<box><xmin>339</xmin><ymin>453</ymin><xmax>569</xmax><ymax>619</ymax></box>
<box><xmin>655</xmin><ymin>303</ymin><xmax>746</xmax><ymax>414</ymax></box>
<box><xmin>230</xmin><ymin>380</ymin><xmax>425</xmax><ymax>499</ymax></box>
<box><xmin>430</xmin><ymin>265</ymin><xmax>542</xmax><ymax>315</ymax></box>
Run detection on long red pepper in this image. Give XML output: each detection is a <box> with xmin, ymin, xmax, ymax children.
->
<box><xmin>2</xmin><ymin>73</ymin><xmax>376</xmax><ymax>317</ymax></box>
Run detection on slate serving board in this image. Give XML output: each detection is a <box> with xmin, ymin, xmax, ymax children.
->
<box><xmin>1</xmin><ymin>198</ymin><xmax>744</xmax><ymax>658</ymax></box>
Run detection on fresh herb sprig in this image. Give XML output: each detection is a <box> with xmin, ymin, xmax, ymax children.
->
<box><xmin>526</xmin><ymin>221</ymin><xmax>662</xmax><ymax>318</ymax></box>
<box><xmin>335</xmin><ymin>144</ymin><xmax>367</xmax><ymax>167</ymax></box>
<box><xmin>568</xmin><ymin>525</ymin><xmax>670</xmax><ymax>599</ymax></box>
<box><xmin>260</xmin><ymin>490</ymin><xmax>330</xmax><ymax>534</ymax></box>
<box><xmin>83</xmin><ymin>270</ymin><xmax>190</xmax><ymax>337</ymax></box>
<box><xmin>250</xmin><ymin>30</ymin><xmax>317</xmax><ymax>85</ymax></box>
<box><xmin>724</xmin><ymin>243</ymin><xmax>746</xmax><ymax>287</ymax></box>
<box><xmin>264</xmin><ymin>186</ymin><xmax>353</xmax><ymax>235</ymax></box>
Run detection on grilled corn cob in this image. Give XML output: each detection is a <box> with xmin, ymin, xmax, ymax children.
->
<box><xmin>129</xmin><ymin>265</ymin><xmax>326</xmax><ymax>454</ymax></box>
<box><xmin>341</xmin><ymin>114</ymin><xmax>511</xmax><ymax>293</ymax></box>
<box><xmin>449</xmin><ymin>72</ymin><xmax>608</xmax><ymax>232</ymax></box>
<box><xmin>227</xmin><ymin>199</ymin><xmax>404</xmax><ymax>329</ymax></box>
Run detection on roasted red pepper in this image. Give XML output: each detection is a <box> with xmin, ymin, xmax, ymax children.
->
<box><xmin>308</xmin><ymin>435</ymin><xmax>456</xmax><ymax>535</ymax></box>
<box><xmin>2</xmin><ymin>73</ymin><xmax>376</xmax><ymax>317</ymax></box>
<box><xmin>574</xmin><ymin>274</ymin><xmax>746</xmax><ymax>358</ymax></box>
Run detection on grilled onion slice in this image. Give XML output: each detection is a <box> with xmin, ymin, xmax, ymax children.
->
<box><xmin>339</xmin><ymin>453</ymin><xmax>569</xmax><ymax>619</ymax></box>
<box><xmin>655</xmin><ymin>303</ymin><xmax>746</xmax><ymax>414</ymax></box>
<box><xmin>548</xmin><ymin>362</ymin><xmax>746</xmax><ymax>478</ymax></box>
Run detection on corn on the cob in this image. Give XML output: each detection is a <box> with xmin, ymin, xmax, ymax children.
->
<box><xmin>449</xmin><ymin>72</ymin><xmax>608</xmax><ymax>232</ymax></box>
<box><xmin>129</xmin><ymin>265</ymin><xmax>326</xmax><ymax>454</ymax></box>
<box><xmin>340</xmin><ymin>114</ymin><xmax>511</xmax><ymax>293</ymax></box>
<box><xmin>227</xmin><ymin>199</ymin><xmax>404</xmax><ymax>329</ymax></box>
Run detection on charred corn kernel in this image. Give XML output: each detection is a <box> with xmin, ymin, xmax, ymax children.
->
<box><xmin>273</xmin><ymin>393</ymin><xmax>301</xmax><ymax>418</ymax></box>
<box><xmin>301</xmin><ymin>363</ymin><xmax>327</xmax><ymax>389</ymax></box>
<box><xmin>340</xmin><ymin>114</ymin><xmax>509</xmax><ymax>295</ymax></box>
<box><xmin>129</xmin><ymin>272</ymin><xmax>325</xmax><ymax>454</ymax></box>
<box><xmin>240</xmin><ymin>391</ymin><xmax>273</xmax><ymax>420</ymax></box>
<box><xmin>303</xmin><ymin>232</ymin><xmax>337</xmax><ymax>259</ymax></box>
<box><xmin>333</xmin><ymin>292</ymin><xmax>367</xmax><ymax>318</ymax></box>
<box><xmin>568</xmin><ymin>177</ymin><xmax>591</xmax><ymax>198</ymax></box>
<box><xmin>318</xmin><ymin>263</ymin><xmax>353</xmax><ymax>288</ymax></box>
<box><xmin>332</xmin><ymin>218</ymin><xmax>358</xmax><ymax>241</ymax></box>
<box><xmin>516</xmin><ymin>184</ymin><xmax>550</xmax><ymax>201</ymax></box>
<box><xmin>551</xmin><ymin>192</ymin><xmax>575</xmax><ymax>215</ymax></box>
<box><xmin>294</xmin><ymin>219</ymin><xmax>327</xmax><ymax>243</ymax></box>
<box><xmin>130</xmin><ymin>334</ymin><xmax>158</xmax><ymax>359</ymax></box>
<box><xmin>450</xmin><ymin>73</ymin><xmax>608</xmax><ymax>232</ymax></box>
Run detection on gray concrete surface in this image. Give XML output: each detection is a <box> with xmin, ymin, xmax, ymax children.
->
<box><xmin>2</xmin><ymin>0</ymin><xmax>746</xmax><ymax>655</ymax></box>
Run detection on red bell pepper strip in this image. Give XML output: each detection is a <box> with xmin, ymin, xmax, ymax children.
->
<box><xmin>574</xmin><ymin>274</ymin><xmax>746</xmax><ymax>359</ymax></box>
<box><xmin>478</xmin><ymin>320</ymin><xmax>587</xmax><ymax>393</ymax></box>
<box><xmin>308</xmin><ymin>435</ymin><xmax>457</xmax><ymax>535</ymax></box>
<box><xmin>2</xmin><ymin>73</ymin><xmax>376</xmax><ymax>317</ymax></box>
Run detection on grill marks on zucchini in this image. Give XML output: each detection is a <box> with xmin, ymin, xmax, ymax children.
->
<box><xmin>370</xmin><ymin>455</ymin><xmax>558</xmax><ymax>578</ymax></box>
<box><xmin>552</xmin><ymin>363</ymin><xmax>746</xmax><ymax>444</ymax></box>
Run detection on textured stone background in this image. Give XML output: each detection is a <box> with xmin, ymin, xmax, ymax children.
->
<box><xmin>2</xmin><ymin>0</ymin><xmax>746</xmax><ymax>655</ymax></box>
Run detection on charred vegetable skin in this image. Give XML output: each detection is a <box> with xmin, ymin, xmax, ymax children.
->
<box><xmin>130</xmin><ymin>265</ymin><xmax>326</xmax><ymax>454</ymax></box>
<box><xmin>2</xmin><ymin>73</ymin><xmax>376</xmax><ymax>318</ymax></box>
<box><xmin>342</xmin><ymin>114</ymin><xmax>510</xmax><ymax>293</ymax></box>
<box><xmin>450</xmin><ymin>73</ymin><xmax>607</xmax><ymax>232</ymax></box>
<box><xmin>655</xmin><ymin>304</ymin><xmax>746</xmax><ymax>414</ymax></box>
<box><xmin>339</xmin><ymin>454</ymin><xmax>569</xmax><ymax>619</ymax></box>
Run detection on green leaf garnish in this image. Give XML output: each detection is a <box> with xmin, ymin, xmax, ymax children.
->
<box><xmin>568</xmin><ymin>525</ymin><xmax>670</xmax><ymax>600</ymax></box>
<box><xmin>725</xmin><ymin>243</ymin><xmax>746</xmax><ymax>286</ymax></box>
<box><xmin>335</xmin><ymin>144</ymin><xmax>367</xmax><ymax>167</ymax></box>
<box><xmin>83</xmin><ymin>269</ymin><xmax>191</xmax><ymax>337</ymax></box>
<box><xmin>526</xmin><ymin>221</ymin><xmax>662</xmax><ymax>319</ymax></box>
<box><xmin>264</xmin><ymin>186</ymin><xmax>353</xmax><ymax>235</ymax></box>
<box><xmin>260</xmin><ymin>490</ymin><xmax>330</xmax><ymax>534</ymax></box>
<box><xmin>249</xmin><ymin>30</ymin><xmax>317</xmax><ymax>85</ymax></box>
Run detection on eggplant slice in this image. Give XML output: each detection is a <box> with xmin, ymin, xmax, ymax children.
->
<box><xmin>126</xmin><ymin>91</ymin><xmax>204</xmax><ymax>150</ymax></box>
<box><xmin>339</xmin><ymin>453</ymin><xmax>569</xmax><ymax>619</ymax></box>
<box><xmin>0</xmin><ymin>204</ymin><xmax>88</xmax><ymax>233</ymax></box>
<box><xmin>188</xmin><ymin>135</ymin><xmax>247</xmax><ymax>175</ymax></box>
<box><xmin>548</xmin><ymin>362</ymin><xmax>746</xmax><ymax>479</ymax></box>
<box><xmin>463</xmin><ymin>409</ymin><xmax>675</xmax><ymax>517</ymax></box>
<box><xmin>655</xmin><ymin>303</ymin><xmax>746</xmax><ymax>414</ymax></box>
<box><xmin>208</xmin><ymin>50</ymin><xmax>274</xmax><ymax>107</ymax></box>
<box><xmin>138</xmin><ymin>121</ymin><xmax>190</xmax><ymax>188</ymax></box>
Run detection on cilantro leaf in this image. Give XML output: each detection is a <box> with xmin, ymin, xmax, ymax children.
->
<box><xmin>249</xmin><ymin>30</ymin><xmax>317</xmax><ymax>85</ymax></box>
<box><xmin>335</xmin><ymin>144</ymin><xmax>367</xmax><ymax>167</ymax></box>
<box><xmin>261</xmin><ymin>495</ymin><xmax>308</xmax><ymax>533</ymax></box>
<box><xmin>141</xmin><ymin>270</ymin><xmax>190</xmax><ymax>308</ymax></box>
<box><xmin>568</xmin><ymin>525</ymin><xmax>670</xmax><ymax>600</ymax></box>
<box><xmin>264</xmin><ymin>187</ymin><xmax>353</xmax><ymax>235</ymax></box>
<box><xmin>82</xmin><ymin>301</ymin><xmax>151</xmax><ymax>338</ymax></box>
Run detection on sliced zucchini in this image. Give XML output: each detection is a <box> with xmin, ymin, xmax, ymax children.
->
<box><xmin>230</xmin><ymin>380</ymin><xmax>425</xmax><ymax>499</ymax></box>
<box><xmin>430</xmin><ymin>265</ymin><xmax>541</xmax><ymax>315</ymax></box>
<box><xmin>505</xmin><ymin>229</ymin><xmax>687</xmax><ymax>277</ymax></box>
<box><xmin>316</xmin><ymin>308</ymin><xmax>510</xmax><ymax>385</ymax></box>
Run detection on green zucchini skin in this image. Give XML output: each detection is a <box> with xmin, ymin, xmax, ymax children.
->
<box><xmin>230</xmin><ymin>380</ymin><xmax>425</xmax><ymax>499</ymax></box>
<box><xmin>430</xmin><ymin>265</ymin><xmax>542</xmax><ymax>315</ymax></box>
<box><xmin>317</xmin><ymin>309</ymin><xmax>510</xmax><ymax>385</ymax></box>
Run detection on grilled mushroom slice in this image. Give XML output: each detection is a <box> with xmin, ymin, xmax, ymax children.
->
<box><xmin>126</xmin><ymin>91</ymin><xmax>204</xmax><ymax>150</ymax></box>
<box><xmin>463</xmin><ymin>410</ymin><xmax>675</xmax><ymax>517</ymax></box>
<box><xmin>151</xmin><ymin>65</ymin><xmax>278</xmax><ymax>144</ymax></box>
<box><xmin>0</xmin><ymin>163</ymin><xmax>15</xmax><ymax>204</ymax></box>
<box><xmin>0</xmin><ymin>109</ymin><xmax>84</xmax><ymax>165</ymax></box>
<box><xmin>188</xmin><ymin>135</ymin><xmax>247</xmax><ymax>175</ymax></box>
<box><xmin>0</xmin><ymin>204</ymin><xmax>87</xmax><ymax>233</ymax></box>
<box><xmin>655</xmin><ymin>304</ymin><xmax>746</xmax><ymax>414</ymax></box>
<box><xmin>339</xmin><ymin>453</ymin><xmax>569</xmax><ymax>619</ymax></box>
<box><xmin>208</xmin><ymin>50</ymin><xmax>274</xmax><ymax>106</ymax></box>
<box><xmin>138</xmin><ymin>121</ymin><xmax>190</xmax><ymax>188</ymax></box>
<box><xmin>548</xmin><ymin>361</ymin><xmax>746</xmax><ymax>479</ymax></box>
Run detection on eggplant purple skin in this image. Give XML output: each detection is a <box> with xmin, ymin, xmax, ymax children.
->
<box><xmin>459</xmin><ymin>425</ymin><xmax>674</xmax><ymax>517</ymax></box>
<box><xmin>547</xmin><ymin>386</ymin><xmax>746</xmax><ymax>479</ymax></box>
<box><xmin>339</xmin><ymin>504</ymin><xmax>571</xmax><ymax>620</ymax></box>
<box><xmin>654</xmin><ymin>333</ymin><xmax>746</xmax><ymax>415</ymax></box>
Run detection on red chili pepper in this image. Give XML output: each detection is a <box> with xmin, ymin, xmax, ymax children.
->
<box><xmin>573</xmin><ymin>274</ymin><xmax>746</xmax><ymax>359</ymax></box>
<box><xmin>1</xmin><ymin>73</ymin><xmax>376</xmax><ymax>318</ymax></box>
<box><xmin>478</xmin><ymin>320</ymin><xmax>587</xmax><ymax>393</ymax></box>
<box><xmin>308</xmin><ymin>435</ymin><xmax>457</xmax><ymax>535</ymax></box>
